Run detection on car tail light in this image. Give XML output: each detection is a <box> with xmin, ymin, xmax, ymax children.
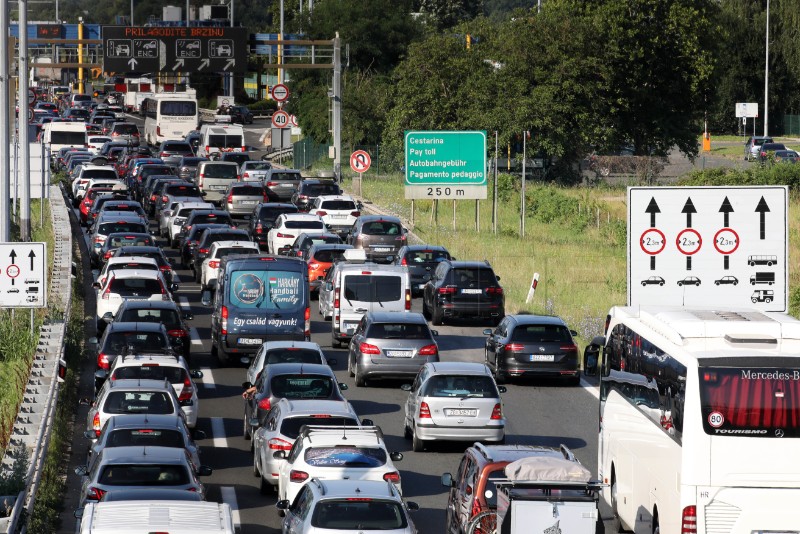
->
<box><xmin>87</xmin><ymin>486</ymin><xmax>106</xmax><ymax>501</ymax></box>
<box><xmin>682</xmin><ymin>506</ymin><xmax>697</xmax><ymax>534</ymax></box>
<box><xmin>227</xmin><ymin>192</ymin><xmax>233</xmax><ymax>203</ymax></box>
<box><xmin>112</xmin><ymin>131</ymin><xmax>119</xmax><ymax>137</ymax></box>
<box><xmin>383</xmin><ymin>471</ymin><xmax>401</xmax><ymax>483</ymax></box>
<box><xmin>243</xmin><ymin>172</ymin><xmax>250</xmax><ymax>179</ymax></box>
<box><xmin>305</xmin><ymin>307</ymin><xmax>311</xmax><ymax>338</ymax></box>
<box><xmin>308</xmin><ymin>262</ymin><xmax>320</xmax><ymax>271</ymax></box>
<box><xmin>97</xmin><ymin>353</ymin><xmax>110</xmax><ymax>370</ymax></box>
<box><xmin>255</xmin><ymin>222</ymin><xmax>264</xmax><ymax>234</ymax></box>
<box><xmin>162</xmin><ymin>195</ymin><xmax>168</xmax><ymax>203</ymax></box>
<box><xmin>401</xmin><ymin>257</ymin><xmax>407</xmax><ymax>266</ymax></box>
<box><xmin>199</xmin><ymin>248</ymin><xmax>209</xmax><ymax>255</ymax></box>
<box><xmin>241</xmin><ymin>146</ymin><xmax>246</xmax><ymax>152</ymax></box>
<box><xmin>470</xmin><ymin>497</ymin><xmax>482</xmax><ymax>518</ymax></box>
<box><xmin>360</xmin><ymin>343</ymin><xmax>380</xmax><ymax>355</ymax></box>
<box><xmin>159</xmin><ymin>265</ymin><xmax>172</xmax><ymax>275</ymax></box>
<box><xmin>208</xmin><ymin>260</ymin><xmax>219</xmax><ymax>269</ymax></box>
<box><xmin>156</xmin><ymin>126</ymin><xmax>162</xmax><ymax>137</ymax></box>
<box><xmin>760</xmin><ymin>151</ymin><xmax>766</xmax><ymax>158</ymax></box>
<box><xmin>491</xmin><ymin>403</ymin><xmax>503</xmax><ymax>420</ymax></box>
<box><xmin>178</xmin><ymin>375</ymin><xmax>193</xmax><ymax>402</ymax></box>
<box><xmin>266</xmin><ymin>181</ymin><xmax>278</xmax><ymax>187</ymax></box>
<box><xmin>504</xmin><ymin>343</ymin><xmax>524</xmax><ymax>352</ymax></box>
<box><xmin>167</xmin><ymin>329</ymin><xmax>189</xmax><ymax>338</ymax></box>
<box><xmin>419</xmin><ymin>402</ymin><xmax>431</xmax><ymax>419</ymax></box>
<box><xmin>268</xmin><ymin>437</ymin><xmax>292</xmax><ymax>450</ymax></box>
<box><xmin>262</xmin><ymin>191</ymin><xmax>268</xmax><ymax>201</ymax></box>
<box><xmin>276</xmin><ymin>233</ymin><xmax>294</xmax><ymax>239</ymax></box>
<box><xmin>418</xmin><ymin>344</ymin><xmax>438</xmax><ymax>356</ymax></box>
<box><xmin>290</xmin><ymin>470</ymin><xmax>309</xmax><ymax>483</ymax></box>
<box><xmin>316</xmin><ymin>210</ymin><xmax>327</xmax><ymax>217</ymax></box>
<box><xmin>486</xmin><ymin>287</ymin><xmax>503</xmax><ymax>295</ymax></box>
<box><xmin>92</xmin><ymin>412</ymin><xmax>102</xmax><ymax>435</ymax></box>
<box><xmin>94</xmin><ymin>236</ymin><xmax>105</xmax><ymax>244</ymax></box>
<box><xmin>221</xmin><ymin>305</ymin><xmax>228</xmax><ymax>335</ymax></box>
<box><xmin>159</xmin><ymin>152</ymin><xmax>167</xmax><ymax>158</ymax></box>
<box><xmin>405</xmin><ymin>288</ymin><xmax>411</xmax><ymax>310</ymax></box>
<box><xmin>560</xmin><ymin>344</ymin><xmax>578</xmax><ymax>354</ymax></box>
<box><xmin>101</xmin><ymin>278</ymin><xmax>113</xmax><ymax>299</ymax></box>
<box><xmin>350</xmin><ymin>211</ymin><xmax>360</xmax><ymax>217</ymax></box>
<box><xmin>205</xmin><ymin>146</ymin><xmax>210</xmax><ymax>154</ymax></box>
<box><xmin>150</xmin><ymin>194</ymin><xmax>157</xmax><ymax>202</ymax></box>
<box><xmin>103</xmin><ymin>251</ymin><xmax>114</xmax><ymax>260</ymax></box>
<box><xmin>438</xmin><ymin>286</ymin><xmax>457</xmax><ymax>295</ymax></box>
<box><xmin>257</xmin><ymin>397</ymin><xmax>272</xmax><ymax>411</ymax></box>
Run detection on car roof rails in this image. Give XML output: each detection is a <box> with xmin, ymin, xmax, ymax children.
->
<box><xmin>297</xmin><ymin>425</ymin><xmax>384</xmax><ymax>443</ymax></box>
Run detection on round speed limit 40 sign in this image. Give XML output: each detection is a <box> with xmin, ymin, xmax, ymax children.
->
<box><xmin>271</xmin><ymin>110</ymin><xmax>290</xmax><ymax>129</ymax></box>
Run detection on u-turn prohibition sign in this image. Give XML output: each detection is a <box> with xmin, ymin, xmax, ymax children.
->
<box><xmin>350</xmin><ymin>150</ymin><xmax>371</xmax><ymax>173</ymax></box>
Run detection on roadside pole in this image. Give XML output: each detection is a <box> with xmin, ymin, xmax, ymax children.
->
<box><xmin>521</xmin><ymin>131</ymin><xmax>526</xmax><ymax>238</ymax></box>
<box><xmin>492</xmin><ymin>131</ymin><xmax>498</xmax><ymax>235</ymax></box>
<box><xmin>19</xmin><ymin>0</ymin><xmax>31</xmax><ymax>240</ymax></box>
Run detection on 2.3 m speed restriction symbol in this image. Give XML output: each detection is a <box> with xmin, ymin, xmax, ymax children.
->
<box><xmin>350</xmin><ymin>150</ymin><xmax>371</xmax><ymax>173</ymax></box>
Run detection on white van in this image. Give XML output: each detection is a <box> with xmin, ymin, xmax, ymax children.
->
<box><xmin>42</xmin><ymin>121</ymin><xmax>88</xmax><ymax>155</ymax></box>
<box><xmin>319</xmin><ymin>250</ymin><xmax>411</xmax><ymax>348</ymax></box>
<box><xmin>79</xmin><ymin>500</ymin><xmax>235</xmax><ymax>534</ymax></box>
<box><xmin>198</xmin><ymin>123</ymin><xmax>245</xmax><ymax>159</ymax></box>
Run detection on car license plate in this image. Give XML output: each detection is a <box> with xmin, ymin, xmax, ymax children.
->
<box><xmin>386</xmin><ymin>350</ymin><xmax>413</xmax><ymax>358</ymax></box>
<box><xmin>462</xmin><ymin>289</ymin><xmax>482</xmax><ymax>294</ymax></box>
<box><xmin>345</xmin><ymin>323</ymin><xmax>358</xmax><ymax>334</ymax></box>
<box><xmin>330</xmin><ymin>214</ymin><xmax>346</xmax><ymax>219</ymax></box>
<box><xmin>530</xmin><ymin>354</ymin><xmax>554</xmax><ymax>362</ymax></box>
<box><xmin>373</xmin><ymin>247</ymin><xmax>391</xmax><ymax>252</ymax></box>
<box><xmin>240</xmin><ymin>200</ymin><xmax>257</xmax><ymax>205</ymax></box>
<box><xmin>238</xmin><ymin>337</ymin><xmax>262</xmax><ymax>345</ymax></box>
<box><xmin>445</xmin><ymin>409</ymin><xmax>477</xmax><ymax>417</ymax></box>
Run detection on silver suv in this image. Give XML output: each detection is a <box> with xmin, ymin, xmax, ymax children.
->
<box><xmin>347</xmin><ymin>311</ymin><xmax>439</xmax><ymax>387</ymax></box>
<box><xmin>401</xmin><ymin>362</ymin><xmax>507</xmax><ymax>451</ymax></box>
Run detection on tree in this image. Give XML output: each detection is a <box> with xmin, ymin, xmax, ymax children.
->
<box><xmin>417</xmin><ymin>0</ymin><xmax>484</xmax><ymax>30</ymax></box>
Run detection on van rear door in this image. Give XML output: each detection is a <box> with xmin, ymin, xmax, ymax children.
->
<box><xmin>337</xmin><ymin>270</ymin><xmax>407</xmax><ymax>337</ymax></box>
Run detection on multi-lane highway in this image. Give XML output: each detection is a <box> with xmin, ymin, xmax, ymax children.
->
<box><xmin>56</xmin><ymin>116</ymin><xmax>607</xmax><ymax>533</ymax></box>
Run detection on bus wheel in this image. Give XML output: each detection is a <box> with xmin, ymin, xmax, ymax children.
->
<box><xmin>611</xmin><ymin>474</ymin><xmax>629</xmax><ymax>533</ymax></box>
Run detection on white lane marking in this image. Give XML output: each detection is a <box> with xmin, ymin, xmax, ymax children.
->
<box><xmin>172</xmin><ymin>272</ymin><xmax>182</xmax><ymax>284</ymax></box>
<box><xmin>581</xmin><ymin>378</ymin><xmax>600</xmax><ymax>399</ymax></box>
<box><xmin>178</xmin><ymin>296</ymin><xmax>191</xmax><ymax>309</ymax></box>
<box><xmin>178</xmin><ymin>287</ymin><xmax>204</xmax><ymax>293</ymax></box>
<box><xmin>210</xmin><ymin>417</ymin><xmax>229</xmax><ymax>449</ymax></box>
<box><xmin>201</xmin><ymin>367</ymin><xmax>216</xmax><ymax>390</ymax></box>
<box><xmin>220</xmin><ymin>486</ymin><xmax>241</xmax><ymax>529</ymax></box>
<box><xmin>190</xmin><ymin>326</ymin><xmax>203</xmax><ymax>346</ymax></box>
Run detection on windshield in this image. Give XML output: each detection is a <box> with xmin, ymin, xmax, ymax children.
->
<box><xmin>285</xmin><ymin>220</ymin><xmax>324</xmax><ymax>230</ymax></box>
<box><xmin>258</xmin><ymin>207</ymin><xmax>298</xmax><ymax>222</ymax></box>
<box><xmin>445</xmin><ymin>268</ymin><xmax>499</xmax><ymax>287</ymax></box>
<box><xmin>270</xmin><ymin>374</ymin><xmax>334</xmax><ymax>399</ymax></box>
<box><xmin>422</xmin><ymin>375</ymin><xmax>499</xmax><ymax>398</ymax></box>
<box><xmin>98</xmin><ymin>222</ymin><xmax>148</xmax><ymax>235</ymax></box>
<box><xmin>165</xmin><ymin>184</ymin><xmax>201</xmax><ymax>197</ymax></box>
<box><xmin>102</xmin><ymin>331</ymin><xmax>170</xmax><ymax>353</ymax></box>
<box><xmin>362</xmin><ymin>221</ymin><xmax>401</xmax><ymax>236</ymax></box>
<box><xmin>405</xmin><ymin>250</ymin><xmax>450</xmax><ymax>263</ymax></box>
<box><xmin>343</xmin><ymin>275</ymin><xmax>401</xmax><ymax>302</ymax></box>
<box><xmin>245</xmin><ymin>162</ymin><xmax>271</xmax><ymax>170</ymax></box>
<box><xmin>191</xmin><ymin>213</ymin><xmax>231</xmax><ymax>225</ymax></box>
<box><xmin>269</xmin><ymin>172</ymin><xmax>301</xmax><ymax>181</ymax></box>
<box><xmin>230</xmin><ymin>185</ymin><xmax>264</xmax><ymax>196</ymax></box>
<box><xmin>280</xmin><ymin>416</ymin><xmax>358</xmax><ymax>439</ymax></box>
<box><xmin>312</xmin><ymin>249</ymin><xmax>349</xmax><ymax>263</ymax></box>
<box><xmin>304</xmin><ymin>183</ymin><xmax>340</xmax><ymax>196</ymax></box>
<box><xmin>228</xmin><ymin>269</ymin><xmax>304</xmax><ymax>310</ymax></box>
<box><xmin>201</xmin><ymin>164</ymin><xmax>238</xmax><ymax>179</ymax></box>
<box><xmin>510</xmin><ymin>324</ymin><xmax>572</xmax><ymax>343</ymax></box>
<box><xmin>51</xmin><ymin>131</ymin><xmax>86</xmax><ymax>144</ymax></box>
<box><xmin>160</xmin><ymin>101</ymin><xmax>196</xmax><ymax>116</ymax></box>
<box><xmin>98</xmin><ymin>464</ymin><xmax>189</xmax><ymax>486</ymax></box>
<box><xmin>700</xmin><ymin>363</ymin><xmax>800</xmax><ymax>437</ymax></box>
<box><xmin>215</xmin><ymin>247</ymin><xmax>258</xmax><ymax>259</ymax></box>
<box><xmin>304</xmin><ymin>446</ymin><xmax>387</xmax><ymax>467</ymax></box>
<box><xmin>320</xmin><ymin>200</ymin><xmax>356</xmax><ymax>211</ymax></box>
<box><xmin>311</xmin><ymin>500</ymin><xmax>407</xmax><ymax>530</ymax></box>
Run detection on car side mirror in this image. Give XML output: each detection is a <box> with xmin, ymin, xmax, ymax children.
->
<box><xmin>584</xmin><ymin>338</ymin><xmax>603</xmax><ymax>377</ymax></box>
<box><xmin>498</xmin><ymin>385</ymin><xmax>507</xmax><ymax>393</ymax></box>
<box><xmin>87</xmin><ymin>337</ymin><xmax>99</xmax><ymax>349</ymax></box>
<box><xmin>361</xmin><ymin>418</ymin><xmax>373</xmax><ymax>426</ymax></box>
<box><xmin>276</xmin><ymin>499</ymin><xmax>290</xmax><ymax>510</ymax></box>
<box><xmin>483</xmin><ymin>329</ymin><xmax>493</xmax><ymax>336</ymax></box>
<box><xmin>431</xmin><ymin>330</ymin><xmax>439</xmax><ymax>336</ymax></box>
<box><xmin>183</xmin><ymin>311</ymin><xmax>194</xmax><ymax>320</ymax></box>
<box><xmin>389</xmin><ymin>452</ymin><xmax>403</xmax><ymax>462</ymax></box>
<box><xmin>197</xmin><ymin>465</ymin><xmax>213</xmax><ymax>476</ymax></box>
<box><xmin>406</xmin><ymin>501</ymin><xmax>420</xmax><ymax>511</ymax></box>
<box><xmin>201</xmin><ymin>191</ymin><xmax>207</xmax><ymax>196</ymax></box>
<box><xmin>190</xmin><ymin>369</ymin><xmax>204</xmax><ymax>379</ymax></box>
<box><xmin>74</xmin><ymin>465</ymin><xmax>88</xmax><ymax>477</ymax></box>
<box><xmin>496</xmin><ymin>276</ymin><xmax>501</xmax><ymax>281</ymax></box>
<box><xmin>102</xmin><ymin>312</ymin><xmax>114</xmax><ymax>323</ymax></box>
<box><xmin>201</xmin><ymin>290</ymin><xmax>212</xmax><ymax>307</ymax></box>
<box><xmin>400</xmin><ymin>383</ymin><xmax>412</xmax><ymax>392</ymax></box>
<box><xmin>83</xmin><ymin>430</ymin><xmax>96</xmax><ymax>440</ymax></box>
<box><xmin>150</xmin><ymin>229</ymin><xmax>159</xmax><ymax>236</ymax></box>
<box><xmin>441</xmin><ymin>473</ymin><xmax>453</xmax><ymax>487</ymax></box>
<box><xmin>339</xmin><ymin>382</ymin><xmax>348</xmax><ymax>391</ymax></box>
<box><xmin>170</xmin><ymin>283</ymin><xmax>179</xmax><ymax>292</ymax></box>
<box><xmin>570</xmin><ymin>329</ymin><xmax>578</xmax><ymax>336</ymax></box>
<box><xmin>241</xmin><ymin>381</ymin><xmax>252</xmax><ymax>390</ymax></box>
<box><xmin>94</xmin><ymin>369</ymin><xmax>108</xmax><ymax>382</ymax></box>
<box><xmin>273</xmin><ymin>450</ymin><xmax>287</xmax><ymax>460</ymax></box>
<box><xmin>324</xmin><ymin>282</ymin><xmax>332</xmax><ymax>291</ymax></box>
<box><xmin>73</xmin><ymin>508</ymin><xmax>84</xmax><ymax>519</ymax></box>
<box><xmin>92</xmin><ymin>282</ymin><xmax>101</xmax><ymax>289</ymax></box>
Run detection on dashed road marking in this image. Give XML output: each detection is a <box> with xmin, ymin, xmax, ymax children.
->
<box><xmin>178</xmin><ymin>296</ymin><xmax>191</xmax><ymax>309</ymax></box>
<box><xmin>210</xmin><ymin>417</ymin><xmax>229</xmax><ymax>449</ymax></box>
<box><xmin>581</xmin><ymin>378</ymin><xmax>600</xmax><ymax>399</ymax></box>
<box><xmin>201</xmin><ymin>367</ymin><xmax>216</xmax><ymax>390</ymax></box>
<box><xmin>190</xmin><ymin>326</ymin><xmax>203</xmax><ymax>346</ymax></box>
<box><xmin>220</xmin><ymin>486</ymin><xmax>241</xmax><ymax>529</ymax></box>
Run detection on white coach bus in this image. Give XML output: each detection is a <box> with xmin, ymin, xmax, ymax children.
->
<box><xmin>583</xmin><ymin>306</ymin><xmax>800</xmax><ymax>534</ymax></box>
<box><xmin>142</xmin><ymin>94</ymin><xmax>198</xmax><ymax>146</ymax></box>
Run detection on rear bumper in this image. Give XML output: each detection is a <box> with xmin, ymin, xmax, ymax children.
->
<box><xmin>360</xmin><ymin>357</ymin><xmax>436</xmax><ymax>380</ymax></box>
<box><xmin>441</xmin><ymin>303</ymin><xmax>504</xmax><ymax>318</ymax></box>
<box><xmin>415</xmin><ymin>423</ymin><xmax>504</xmax><ymax>442</ymax></box>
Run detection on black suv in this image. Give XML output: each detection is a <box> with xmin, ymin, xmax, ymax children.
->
<box><xmin>112</xmin><ymin>300</ymin><xmax>194</xmax><ymax>364</ymax></box>
<box><xmin>247</xmin><ymin>203</ymin><xmax>299</xmax><ymax>250</ymax></box>
<box><xmin>483</xmin><ymin>314</ymin><xmax>579</xmax><ymax>384</ymax></box>
<box><xmin>422</xmin><ymin>260</ymin><xmax>504</xmax><ymax>326</ymax></box>
<box><xmin>396</xmin><ymin>245</ymin><xmax>452</xmax><ymax>296</ymax></box>
<box><xmin>190</xmin><ymin>227</ymin><xmax>250</xmax><ymax>281</ymax></box>
<box><xmin>228</xmin><ymin>105</ymin><xmax>254</xmax><ymax>125</ymax></box>
<box><xmin>290</xmin><ymin>179</ymin><xmax>342</xmax><ymax>212</ymax></box>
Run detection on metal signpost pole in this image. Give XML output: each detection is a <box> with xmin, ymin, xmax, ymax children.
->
<box><xmin>41</xmin><ymin>142</ymin><xmax>45</xmax><ymax>226</ymax></box>
<box><xmin>763</xmin><ymin>0</ymin><xmax>770</xmax><ymax>137</ymax></box>
<box><xmin>492</xmin><ymin>131</ymin><xmax>498</xmax><ymax>235</ymax></box>
<box><xmin>19</xmin><ymin>0</ymin><xmax>31</xmax><ymax>240</ymax></box>
<box><xmin>521</xmin><ymin>132</ymin><xmax>526</xmax><ymax>238</ymax></box>
<box><xmin>0</xmin><ymin>29</ymin><xmax>10</xmax><ymax>241</ymax></box>
<box><xmin>333</xmin><ymin>34</ymin><xmax>342</xmax><ymax>184</ymax></box>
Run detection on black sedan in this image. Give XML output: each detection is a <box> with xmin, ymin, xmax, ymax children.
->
<box><xmin>396</xmin><ymin>245</ymin><xmax>452</xmax><ymax>295</ymax></box>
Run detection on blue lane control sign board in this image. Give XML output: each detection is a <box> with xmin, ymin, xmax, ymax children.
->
<box><xmin>404</xmin><ymin>131</ymin><xmax>487</xmax><ymax>200</ymax></box>
<box><xmin>102</xmin><ymin>26</ymin><xmax>248</xmax><ymax>73</ymax></box>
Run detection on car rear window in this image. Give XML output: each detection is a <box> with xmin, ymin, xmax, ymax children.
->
<box><xmin>303</xmin><ymin>183</ymin><xmax>340</xmax><ymax>196</ymax></box>
<box><xmin>107</xmin><ymin>429</ymin><xmax>185</xmax><ymax>448</ymax></box>
<box><xmin>245</xmin><ymin>162</ymin><xmax>271</xmax><ymax>171</ymax></box>
<box><xmin>192</xmin><ymin>213</ymin><xmax>232</xmax><ymax>225</ymax></box>
<box><xmin>446</xmin><ymin>268</ymin><xmax>498</xmax><ymax>287</ymax></box>
<box><xmin>102</xmin><ymin>204</ymin><xmax>143</xmax><ymax>215</ymax></box>
<box><xmin>269</xmin><ymin>172</ymin><xmax>302</xmax><ymax>181</ymax></box>
<box><xmin>165</xmin><ymin>184</ymin><xmax>202</xmax><ymax>197</ymax></box>
<box><xmin>82</xmin><ymin>169</ymin><xmax>118</xmax><ymax>180</ymax></box>
<box><xmin>304</xmin><ymin>446</ymin><xmax>387</xmax><ymax>467</ymax></box>
<box><xmin>201</xmin><ymin>164</ymin><xmax>238</xmax><ymax>179</ymax></box>
<box><xmin>311</xmin><ymin>249</ymin><xmax>349</xmax><ymax>263</ymax></box>
<box><xmin>362</xmin><ymin>221</ymin><xmax>402</xmax><ymax>235</ymax></box>
<box><xmin>102</xmin><ymin>332</ymin><xmax>170</xmax><ymax>353</ymax></box>
<box><xmin>221</xmin><ymin>153</ymin><xmax>250</xmax><ymax>165</ymax></box>
<box><xmin>208</xmin><ymin>135</ymin><xmax>243</xmax><ymax>149</ymax></box>
<box><xmin>366</xmin><ymin>322</ymin><xmax>430</xmax><ymax>340</ymax></box>
<box><xmin>343</xmin><ymin>275</ymin><xmax>402</xmax><ymax>302</ymax></box>
<box><xmin>112</xmin><ymin>365</ymin><xmax>188</xmax><ymax>383</ymax></box>
<box><xmin>264</xmin><ymin>348</ymin><xmax>323</xmax><ymax>365</ymax></box>
<box><xmin>280</xmin><ymin>416</ymin><xmax>358</xmax><ymax>440</ymax></box>
<box><xmin>202</xmin><ymin>231</ymin><xmax>249</xmax><ymax>246</ymax></box>
<box><xmin>102</xmin><ymin>391</ymin><xmax>174</xmax><ymax>415</ymax></box>
<box><xmin>258</xmin><ymin>206</ymin><xmax>298</xmax><ymax>221</ymax></box>
<box><xmin>119</xmin><ymin>308</ymin><xmax>180</xmax><ymax>326</ymax></box>
<box><xmin>228</xmin><ymin>269</ymin><xmax>304</xmax><ymax>310</ymax></box>
<box><xmin>510</xmin><ymin>324</ymin><xmax>572</xmax><ymax>343</ymax></box>
<box><xmin>108</xmin><ymin>263</ymin><xmax>158</xmax><ymax>276</ymax></box>
<box><xmin>98</xmin><ymin>464</ymin><xmax>189</xmax><ymax>486</ymax></box>
<box><xmin>108</xmin><ymin>277</ymin><xmax>162</xmax><ymax>296</ymax></box>
<box><xmin>162</xmin><ymin>142</ymin><xmax>192</xmax><ymax>153</ymax></box>
<box><xmin>311</xmin><ymin>500</ymin><xmax>406</xmax><ymax>530</ymax></box>
<box><xmin>405</xmin><ymin>250</ymin><xmax>450</xmax><ymax>263</ymax></box>
<box><xmin>270</xmin><ymin>374</ymin><xmax>334</xmax><ymax>399</ymax></box>
<box><xmin>231</xmin><ymin>185</ymin><xmax>264</xmax><ymax>196</ymax></box>
<box><xmin>215</xmin><ymin>247</ymin><xmax>258</xmax><ymax>259</ymax></box>
<box><xmin>99</xmin><ymin>222</ymin><xmax>148</xmax><ymax>235</ymax></box>
<box><xmin>114</xmin><ymin>124</ymin><xmax>139</xmax><ymax>134</ymax></box>
<box><xmin>421</xmin><ymin>375</ymin><xmax>499</xmax><ymax>398</ymax></box>
<box><xmin>320</xmin><ymin>200</ymin><xmax>356</xmax><ymax>211</ymax></box>
<box><xmin>180</xmin><ymin>157</ymin><xmax>207</xmax><ymax>166</ymax></box>
<box><xmin>285</xmin><ymin>220</ymin><xmax>324</xmax><ymax>230</ymax></box>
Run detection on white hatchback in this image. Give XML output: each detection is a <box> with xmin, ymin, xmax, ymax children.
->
<box><xmin>267</xmin><ymin>213</ymin><xmax>325</xmax><ymax>255</ymax></box>
<box><xmin>199</xmin><ymin>240</ymin><xmax>260</xmax><ymax>290</ymax></box>
<box><xmin>94</xmin><ymin>269</ymin><xmax>176</xmax><ymax>330</ymax></box>
<box><xmin>275</xmin><ymin>426</ymin><xmax>403</xmax><ymax>505</ymax></box>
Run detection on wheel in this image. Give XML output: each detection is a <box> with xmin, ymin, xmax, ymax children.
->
<box><xmin>355</xmin><ymin>362</ymin><xmax>367</xmax><ymax>387</ymax></box>
<box><xmin>412</xmin><ymin>426</ymin><xmax>425</xmax><ymax>452</ymax></box>
<box><xmin>752</xmin><ymin>297</ymin><xmax>758</xmax><ymax>303</ymax></box>
<box><xmin>493</xmin><ymin>359</ymin><xmax>506</xmax><ymax>385</ymax></box>
<box><xmin>715</xmin><ymin>281</ymin><xmax>720</xmax><ymax>286</ymax></box>
<box><xmin>766</xmin><ymin>297</ymin><xmax>773</xmax><ymax>303</ymax></box>
<box><xmin>431</xmin><ymin>305</ymin><xmax>443</xmax><ymax>326</ymax></box>
<box><xmin>253</xmin><ymin>447</ymin><xmax>260</xmax><ymax>477</ymax></box>
<box><xmin>403</xmin><ymin>421</ymin><xmax>412</xmax><ymax>439</ymax></box>
<box><xmin>422</xmin><ymin>300</ymin><xmax>431</xmax><ymax>320</ymax></box>
<box><xmin>466</xmin><ymin>510</ymin><xmax>497</xmax><ymax>534</ymax></box>
<box><xmin>243</xmin><ymin>411</ymin><xmax>251</xmax><ymax>440</ymax></box>
<box><xmin>348</xmin><ymin>354</ymin><xmax>355</xmax><ymax>377</ymax></box>
<box><xmin>259</xmin><ymin>473</ymin><xmax>272</xmax><ymax>495</ymax></box>
<box><xmin>677</xmin><ymin>282</ymin><xmax>683</xmax><ymax>287</ymax></box>
<box><xmin>194</xmin><ymin>268</ymin><xmax>201</xmax><ymax>283</ymax></box>
<box><xmin>641</xmin><ymin>282</ymin><xmax>646</xmax><ymax>286</ymax></box>
<box><xmin>659</xmin><ymin>282</ymin><xmax>664</xmax><ymax>286</ymax></box>
<box><xmin>331</xmin><ymin>336</ymin><xmax>341</xmax><ymax>349</ymax></box>
<box><xmin>611</xmin><ymin>475</ymin><xmax>630</xmax><ymax>533</ymax></box>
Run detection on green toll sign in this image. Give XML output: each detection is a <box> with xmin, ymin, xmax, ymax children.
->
<box><xmin>404</xmin><ymin>131</ymin><xmax>487</xmax><ymax>199</ymax></box>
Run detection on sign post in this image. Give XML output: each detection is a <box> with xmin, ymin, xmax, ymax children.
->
<box><xmin>404</xmin><ymin>131</ymin><xmax>487</xmax><ymax>199</ymax></box>
<box><xmin>350</xmin><ymin>150</ymin><xmax>371</xmax><ymax>197</ymax></box>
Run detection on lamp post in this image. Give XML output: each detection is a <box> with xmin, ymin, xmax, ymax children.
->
<box><xmin>763</xmin><ymin>0</ymin><xmax>770</xmax><ymax>136</ymax></box>
<box><xmin>130</xmin><ymin>0</ymin><xmax>134</xmax><ymax>26</ymax></box>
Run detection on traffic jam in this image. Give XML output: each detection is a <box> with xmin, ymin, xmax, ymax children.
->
<box><xmin>52</xmin><ymin>104</ymin><xmax>606</xmax><ymax>534</ymax></box>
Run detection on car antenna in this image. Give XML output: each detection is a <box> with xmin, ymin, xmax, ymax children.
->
<box><xmin>341</xmin><ymin>417</ymin><xmax>347</xmax><ymax>441</ymax></box>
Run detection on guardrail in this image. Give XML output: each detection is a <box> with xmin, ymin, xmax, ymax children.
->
<box><xmin>0</xmin><ymin>185</ymin><xmax>73</xmax><ymax>533</ymax></box>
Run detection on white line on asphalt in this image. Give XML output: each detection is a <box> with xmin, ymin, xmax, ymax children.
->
<box><xmin>190</xmin><ymin>326</ymin><xmax>203</xmax><ymax>346</ymax></box>
<box><xmin>581</xmin><ymin>378</ymin><xmax>600</xmax><ymax>399</ymax></box>
<box><xmin>220</xmin><ymin>487</ymin><xmax>241</xmax><ymax>529</ymax></box>
<box><xmin>178</xmin><ymin>296</ymin><xmax>191</xmax><ymax>309</ymax></box>
<box><xmin>201</xmin><ymin>367</ymin><xmax>216</xmax><ymax>390</ymax></box>
<box><xmin>210</xmin><ymin>417</ymin><xmax>229</xmax><ymax>449</ymax></box>
<box><xmin>172</xmin><ymin>272</ymin><xmax>182</xmax><ymax>284</ymax></box>
<box><xmin>179</xmin><ymin>287</ymin><xmax>204</xmax><ymax>293</ymax></box>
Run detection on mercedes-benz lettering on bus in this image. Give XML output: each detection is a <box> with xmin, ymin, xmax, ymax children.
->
<box><xmin>584</xmin><ymin>306</ymin><xmax>800</xmax><ymax>534</ymax></box>
<box><xmin>142</xmin><ymin>95</ymin><xmax>198</xmax><ymax>145</ymax></box>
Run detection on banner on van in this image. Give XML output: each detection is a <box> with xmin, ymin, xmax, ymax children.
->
<box><xmin>229</xmin><ymin>270</ymin><xmax>302</xmax><ymax>309</ymax></box>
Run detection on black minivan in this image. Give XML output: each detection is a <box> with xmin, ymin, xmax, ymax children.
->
<box><xmin>205</xmin><ymin>255</ymin><xmax>310</xmax><ymax>366</ymax></box>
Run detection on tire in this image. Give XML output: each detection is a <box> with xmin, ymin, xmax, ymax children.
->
<box><xmin>752</xmin><ymin>297</ymin><xmax>758</xmax><ymax>303</ymax></box>
<box><xmin>493</xmin><ymin>359</ymin><xmax>506</xmax><ymax>385</ymax></box>
<box><xmin>194</xmin><ymin>268</ymin><xmax>201</xmax><ymax>283</ymax></box>
<box><xmin>431</xmin><ymin>305</ymin><xmax>443</xmax><ymax>326</ymax></box>
<box><xmin>715</xmin><ymin>281</ymin><xmax>720</xmax><ymax>286</ymax></box>
<box><xmin>422</xmin><ymin>300</ymin><xmax>431</xmax><ymax>320</ymax></box>
<box><xmin>259</xmin><ymin>473</ymin><xmax>272</xmax><ymax>495</ymax></box>
<box><xmin>243</xmin><ymin>411</ymin><xmax>251</xmax><ymax>440</ymax></box>
<box><xmin>403</xmin><ymin>421</ymin><xmax>412</xmax><ymax>439</ymax></box>
<box><xmin>677</xmin><ymin>282</ymin><xmax>683</xmax><ymax>287</ymax></box>
<box><xmin>348</xmin><ymin>355</ymin><xmax>355</xmax><ymax>377</ymax></box>
<box><xmin>611</xmin><ymin>475</ymin><xmax>629</xmax><ymax>533</ymax></box>
<box><xmin>252</xmin><ymin>447</ymin><xmax>260</xmax><ymax>477</ymax></box>
<box><xmin>355</xmin><ymin>363</ymin><xmax>367</xmax><ymax>387</ymax></box>
<box><xmin>466</xmin><ymin>510</ymin><xmax>497</xmax><ymax>534</ymax></box>
<box><xmin>412</xmin><ymin>427</ymin><xmax>425</xmax><ymax>452</ymax></box>
<box><xmin>766</xmin><ymin>297</ymin><xmax>773</xmax><ymax>303</ymax></box>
